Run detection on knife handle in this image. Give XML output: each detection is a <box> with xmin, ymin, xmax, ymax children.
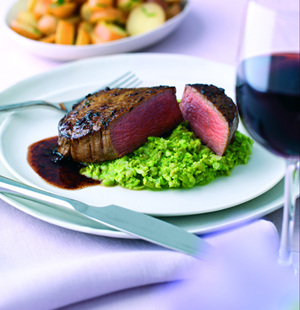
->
<box><xmin>0</xmin><ymin>175</ymin><xmax>212</xmax><ymax>259</ymax></box>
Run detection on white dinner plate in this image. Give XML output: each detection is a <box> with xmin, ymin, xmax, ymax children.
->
<box><xmin>0</xmin><ymin>54</ymin><xmax>285</xmax><ymax>217</ymax></box>
<box><xmin>3</xmin><ymin>0</ymin><xmax>190</xmax><ymax>61</ymax></box>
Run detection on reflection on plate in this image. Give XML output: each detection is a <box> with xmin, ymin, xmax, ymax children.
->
<box><xmin>3</xmin><ymin>0</ymin><xmax>190</xmax><ymax>61</ymax></box>
<box><xmin>0</xmin><ymin>54</ymin><xmax>285</xmax><ymax>217</ymax></box>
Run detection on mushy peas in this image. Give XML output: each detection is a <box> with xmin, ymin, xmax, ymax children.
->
<box><xmin>80</xmin><ymin>122</ymin><xmax>253</xmax><ymax>190</ymax></box>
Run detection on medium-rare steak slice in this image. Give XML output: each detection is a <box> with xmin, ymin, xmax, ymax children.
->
<box><xmin>57</xmin><ymin>86</ymin><xmax>183</xmax><ymax>163</ymax></box>
<box><xmin>180</xmin><ymin>84</ymin><xmax>239</xmax><ymax>156</ymax></box>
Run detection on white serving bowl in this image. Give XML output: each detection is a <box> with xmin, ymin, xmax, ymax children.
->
<box><xmin>3</xmin><ymin>0</ymin><xmax>190</xmax><ymax>61</ymax></box>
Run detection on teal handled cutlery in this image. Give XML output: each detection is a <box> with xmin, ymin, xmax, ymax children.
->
<box><xmin>0</xmin><ymin>175</ymin><xmax>212</xmax><ymax>260</ymax></box>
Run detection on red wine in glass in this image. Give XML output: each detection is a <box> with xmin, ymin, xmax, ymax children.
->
<box><xmin>236</xmin><ymin>52</ymin><xmax>300</xmax><ymax>265</ymax></box>
<box><xmin>236</xmin><ymin>53</ymin><xmax>300</xmax><ymax>159</ymax></box>
<box><xmin>236</xmin><ymin>0</ymin><xmax>299</xmax><ymax>266</ymax></box>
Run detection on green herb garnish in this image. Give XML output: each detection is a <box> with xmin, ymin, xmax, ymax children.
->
<box><xmin>141</xmin><ymin>7</ymin><xmax>156</xmax><ymax>17</ymax></box>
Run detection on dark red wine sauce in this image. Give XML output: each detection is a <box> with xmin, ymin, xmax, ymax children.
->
<box><xmin>27</xmin><ymin>136</ymin><xmax>100</xmax><ymax>190</ymax></box>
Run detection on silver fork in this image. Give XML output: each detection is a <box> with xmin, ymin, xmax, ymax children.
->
<box><xmin>0</xmin><ymin>72</ymin><xmax>142</xmax><ymax>114</ymax></box>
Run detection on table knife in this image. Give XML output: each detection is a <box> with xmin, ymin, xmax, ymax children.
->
<box><xmin>0</xmin><ymin>175</ymin><xmax>212</xmax><ymax>260</ymax></box>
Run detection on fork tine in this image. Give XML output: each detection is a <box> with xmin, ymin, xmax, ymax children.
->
<box><xmin>104</xmin><ymin>71</ymin><xmax>132</xmax><ymax>88</ymax></box>
<box><xmin>1</xmin><ymin>72</ymin><xmax>143</xmax><ymax>114</ymax></box>
<box><xmin>133</xmin><ymin>80</ymin><xmax>143</xmax><ymax>88</ymax></box>
<box><xmin>112</xmin><ymin>74</ymin><xmax>137</xmax><ymax>88</ymax></box>
<box><xmin>122</xmin><ymin>78</ymin><xmax>143</xmax><ymax>88</ymax></box>
<box><xmin>62</xmin><ymin>72</ymin><xmax>142</xmax><ymax>112</ymax></box>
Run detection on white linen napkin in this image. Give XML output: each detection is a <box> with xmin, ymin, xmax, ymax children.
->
<box><xmin>0</xmin><ymin>200</ymin><xmax>298</xmax><ymax>310</ymax></box>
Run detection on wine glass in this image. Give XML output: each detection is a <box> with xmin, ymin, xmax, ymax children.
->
<box><xmin>235</xmin><ymin>0</ymin><xmax>300</xmax><ymax>266</ymax></box>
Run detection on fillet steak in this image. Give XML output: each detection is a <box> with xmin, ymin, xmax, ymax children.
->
<box><xmin>180</xmin><ymin>84</ymin><xmax>239</xmax><ymax>156</ymax></box>
<box><xmin>57</xmin><ymin>86</ymin><xmax>183</xmax><ymax>163</ymax></box>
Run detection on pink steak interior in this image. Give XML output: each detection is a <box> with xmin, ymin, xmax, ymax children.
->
<box><xmin>180</xmin><ymin>87</ymin><xmax>229</xmax><ymax>155</ymax></box>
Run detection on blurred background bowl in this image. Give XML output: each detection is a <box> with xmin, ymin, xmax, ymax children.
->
<box><xmin>3</xmin><ymin>0</ymin><xmax>190</xmax><ymax>61</ymax></box>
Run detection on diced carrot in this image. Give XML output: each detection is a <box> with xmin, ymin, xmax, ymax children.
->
<box><xmin>88</xmin><ymin>0</ymin><xmax>114</xmax><ymax>10</ymax></box>
<box><xmin>33</xmin><ymin>0</ymin><xmax>52</xmax><ymax>19</ymax></box>
<box><xmin>117</xmin><ymin>0</ymin><xmax>142</xmax><ymax>12</ymax></box>
<box><xmin>27</xmin><ymin>0</ymin><xmax>38</xmax><ymax>12</ymax></box>
<box><xmin>79</xmin><ymin>21</ymin><xmax>94</xmax><ymax>33</ymax></box>
<box><xmin>55</xmin><ymin>20</ymin><xmax>75</xmax><ymax>44</ymax></box>
<box><xmin>37</xmin><ymin>14</ymin><xmax>57</xmax><ymax>35</ymax></box>
<box><xmin>92</xmin><ymin>21</ymin><xmax>127</xmax><ymax>43</ymax></box>
<box><xmin>75</xmin><ymin>26</ymin><xmax>91</xmax><ymax>45</ymax></box>
<box><xmin>90</xmin><ymin>7</ymin><xmax>126</xmax><ymax>24</ymax></box>
<box><xmin>80</xmin><ymin>3</ymin><xmax>94</xmax><ymax>21</ymax></box>
<box><xmin>40</xmin><ymin>33</ymin><xmax>56</xmax><ymax>43</ymax></box>
<box><xmin>17</xmin><ymin>11</ymin><xmax>38</xmax><ymax>28</ymax></box>
<box><xmin>64</xmin><ymin>15</ymin><xmax>81</xmax><ymax>25</ymax></box>
<box><xmin>10</xmin><ymin>19</ymin><xmax>42</xmax><ymax>40</ymax></box>
<box><xmin>49</xmin><ymin>2</ymin><xmax>77</xmax><ymax>19</ymax></box>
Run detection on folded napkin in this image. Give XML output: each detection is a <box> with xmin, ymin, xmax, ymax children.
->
<box><xmin>0</xmin><ymin>200</ymin><xmax>298</xmax><ymax>310</ymax></box>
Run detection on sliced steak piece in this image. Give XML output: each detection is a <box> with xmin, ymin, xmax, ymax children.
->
<box><xmin>180</xmin><ymin>84</ymin><xmax>239</xmax><ymax>156</ymax></box>
<box><xmin>57</xmin><ymin>86</ymin><xmax>183</xmax><ymax>163</ymax></box>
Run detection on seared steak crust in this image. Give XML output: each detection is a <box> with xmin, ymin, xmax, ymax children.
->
<box><xmin>180</xmin><ymin>84</ymin><xmax>239</xmax><ymax>156</ymax></box>
<box><xmin>58</xmin><ymin>86</ymin><xmax>183</xmax><ymax>163</ymax></box>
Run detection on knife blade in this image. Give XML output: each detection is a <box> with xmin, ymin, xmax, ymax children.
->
<box><xmin>0</xmin><ymin>175</ymin><xmax>212</xmax><ymax>259</ymax></box>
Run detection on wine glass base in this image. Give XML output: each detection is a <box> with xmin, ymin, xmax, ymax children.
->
<box><xmin>278</xmin><ymin>251</ymin><xmax>299</xmax><ymax>279</ymax></box>
<box><xmin>292</xmin><ymin>252</ymin><xmax>299</xmax><ymax>276</ymax></box>
<box><xmin>278</xmin><ymin>246</ymin><xmax>293</xmax><ymax>266</ymax></box>
<box><xmin>277</xmin><ymin>258</ymin><xmax>292</xmax><ymax>267</ymax></box>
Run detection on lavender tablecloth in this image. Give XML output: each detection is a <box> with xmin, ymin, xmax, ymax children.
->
<box><xmin>0</xmin><ymin>0</ymin><xmax>299</xmax><ymax>309</ymax></box>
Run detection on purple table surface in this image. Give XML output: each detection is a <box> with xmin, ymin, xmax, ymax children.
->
<box><xmin>0</xmin><ymin>0</ymin><xmax>299</xmax><ymax>309</ymax></box>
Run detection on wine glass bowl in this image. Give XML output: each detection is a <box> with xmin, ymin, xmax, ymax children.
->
<box><xmin>236</xmin><ymin>53</ymin><xmax>300</xmax><ymax>159</ymax></box>
<box><xmin>235</xmin><ymin>0</ymin><xmax>300</xmax><ymax>265</ymax></box>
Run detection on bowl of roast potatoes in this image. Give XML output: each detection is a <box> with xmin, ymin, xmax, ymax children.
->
<box><xmin>4</xmin><ymin>0</ymin><xmax>189</xmax><ymax>60</ymax></box>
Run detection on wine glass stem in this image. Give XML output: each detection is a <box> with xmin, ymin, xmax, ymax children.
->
<box><xmin>278</xmin><ymin>159</ymin><xmax>299</xmax><ymax>266</ymax></box>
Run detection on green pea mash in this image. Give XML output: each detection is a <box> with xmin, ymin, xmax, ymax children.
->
<box><xmin>80</xmin><ymin>122</ymin><xmax>253</xmax><ymax>190</ymax></box>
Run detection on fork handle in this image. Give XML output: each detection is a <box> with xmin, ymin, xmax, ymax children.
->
<box><xmin>0</xmin><ymin>100</ymin><xmax>60</xmax><ymax>112</ymax></box>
